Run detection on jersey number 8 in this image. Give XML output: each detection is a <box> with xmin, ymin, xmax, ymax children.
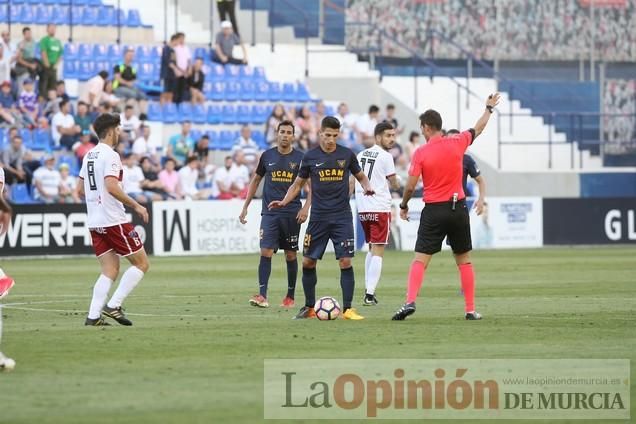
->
<box><xmin>87</xmin><ymin>161</ymin><xmax>97</xmax><ymax>191</ymax></box>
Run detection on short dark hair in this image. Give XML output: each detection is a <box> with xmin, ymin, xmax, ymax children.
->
<box><xmin>200</xmin><ymin>134</ymin><xmax>209</xmax><ymax>140</ymax></box>
<box><xmin>125</xmin><ymin>105</ymin><xmax>134</xmax><ymax>110</ymax></box>
<box><xmin>277</xmin><ymin>119</ymin><xmax>295</xmax><ymax>132</ymax></box>
<box><xmin>11</xmin><ymin>135</ymin><xmax>22</xmax><ymax>143</ymax></box>
<box><xmin>164</xmin><ymin>157</ymin><xmax>176</xmax><ymax>166</ymax></box>
<box><xmin>408</xmin><ymin>131</ymin><xmax>420</xmax><ymax>142</ymax></box>
<box><xmin>374</xmin><ymin>121</ymin><xmax>394</xmax><ymax>137</ymax></box>
<box><xmin>22</xmin><ymin>27</ymin><xmax>30</xmax><ymax>34</ymax></box>
<box><xmin>386</xmin><ymin>103</ymin><xmax>395</xmax><ymax>110</ymax></box>
<box><xmin>56</xmin><ymin>80</ymin><xmax>65</xmax><ymax>86</ymax></box>
<box><xmin>93</xmin><ymin>113</ymin><xmax>121</xmax><ymax>139</ymax></box>
<box><xmin>59</xmin><ymin>99</ymin><xmax>69</xmax><ymax>109</ymax></box>
<box><xmin>446</xmin><ymin>128</ymin><xmax>460</xmax><ymax>135</ymax></box>
<box><xmin>419</xmin><ymin>109</ymin><xmax>442</xmax><ymax>131</ymax></box>
<box><xmin>170</xmin><ymin>33</ymin><xmax>179</xmax><ymax>41</ymax></box>
<box><xmin>139</xmin><ymin>156</ymin><xmax>151</xmax><ymax>166</ymax></box>
<box><xmin>186</xmin><ymin>155</ymin><xmax>198</xmax><ymax>164</ymax></box>
<box><xmin>320</xmin><ymin>116</ymin><xmax>341</xmax><ymax>131</ymax></box>
<box><xmin>369</xmin><ymin>105</ymin><xmax>380</xmax><ymax>114</ymax></box>
<box><xmin>98</xmin><ymin>70</ymin><xmax>109</xmax><ymax>80</ymax></box>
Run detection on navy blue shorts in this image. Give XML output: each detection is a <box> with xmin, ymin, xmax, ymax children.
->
<box><xmin>303</xmin><ymin>218</ymin><xmax>355</xmax><ymax>260</ymax></box>
<box><xmin>260</xmin><ymin>214</ymin><xmax>300</xmax><ymax>251</ymax></box>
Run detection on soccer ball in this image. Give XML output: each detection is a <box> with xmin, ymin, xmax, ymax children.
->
<box><xmin>314</xmin><ymin>296</ymin><xmax>341</xmax><ymax>321</ymax></box>
<box><xmin>0</xmin><ymin>353</ymin><xmax>15</xmax><ymax>372</ymax></box>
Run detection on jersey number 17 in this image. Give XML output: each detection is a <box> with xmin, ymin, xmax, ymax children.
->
<box><xmin>360</xmin><ymin>158</ymin><xmax>375</xmax><ymax>179</ymax></box>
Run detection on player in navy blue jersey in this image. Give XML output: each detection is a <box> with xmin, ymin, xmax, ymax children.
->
<box><xmin>269</xmin><ymin>116</ymin><xmax>375</xmax><ymax>320</ymax></box>
<box><xmin>240</xmin><ymin>120</ymin><xmax>311</xmax><ymax>308</ymax></box>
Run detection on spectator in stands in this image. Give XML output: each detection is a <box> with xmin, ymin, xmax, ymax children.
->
<box><xmin>231</xmin><ymin>150</ymin><xmax>250</xmax><ymax>191</ymax></box>
<box><xmin>72</xmin><ymin>130</ymin><xmax>94</xmax><ymax>165</ymax></box>
<box><xmin>405</xmin><ymin>130</ymin><xmax>421</xmax><ymax>161</ymax></box>
<box><xmin>356</xmin><ymin>104</ymin><xmax>379</xmax><ymax>144</ymax></box>
<box><xmin>15</xmin><ymin>27</ymin><xmax>38</xmax><ymax>92</ymax></box>
<box><xmin>113</xmin><ymin>48</ymin><xmax>148</xmax><ymax>113</ymax></box>
<box><xmin>18</xmin><ymin>79</ymin><xmax>38</xmax><ymax>126</ymax></box>
<box><xmin>56</xmin><ymin>81</ymin><xmax>70</xmax><ymax>104</ymax></box>
<box><xmin>123</xmin><ymin>153</ymin><xmax>161</xmax><ymax>203</ymax></box>
<box><xmin>2</xmin><ymin>134</ymin><xmax>27</xmax><ymax>185</ymax></box>
<box><xmin>32</xmin><ymin>154</ymin><xmax>61</xmax><ymax>204</ymax></box>
<box><xmin>173</xmin><ymin>32</ymin><xmax>192</xmax><ymax>104</ymax></box>
<box><xmin>39</xmin><ymin>24</ymin><xmax>62</xmax><ymax>99</ymax></box>
<box><xmin>81</xmin><ymin>71</ymin><xmax>108</xmax><ymax>110</ymax></box>
<box><xmin>216</xmin><ymin>0</ymin><xmax>240</xmax><ymax>36</ymax></box>
<box><xmin>388</xmin><ymin>137</ymin><xmax>407</xmax><ymax>171</ymax></box>
<box><xmin>194</xmin><ymin>134</ymin><xmax>210</xmax><ymax>164</ymax></box>
<box><xmin>231</xmin><ymin>125</ymin><xmax>260</xmax><ymax>173</ymax></box>
<box><xmin>158</xmin><ymin>158</ymin><xmax>183</xmax><ymax>199</ymax></box>
<box><xmin>139</xmin><ymin>156</ymin><xmax>169</xmax><ymax>199</ymax></box>
<box><xmin>51</xmin><ymin>99</ymin><xmax>81</xmax><ymax>150</ymax></box>
<box><xmin>100</xmin><ymin>81</ymin><xmax>120</xmax><ymax>109</ymax></box>
<box><xmin>120</xmin><ymin>105</ymin><xmax>141</xmax><ymax>143</ymax></box>
<box><xmin>0</xmin><ymin>81</ymin><xmax>18</xmax><ymax>127</ymax></box>
<box><xmin>335</xmin><ymin>102</ymin><xmax>357</xmax><ymax>146</ymax></box>
<box><xmin>213</xmin><ymin>21</ymin><xmax>248</xmax><ymax>65</ymax></box>
<box><xmin>132</xmin><ymin>124</ymin><xmax>160</xmax><ymax>163</ymax></box>
<box><xmin>313</xmin><ymin>101</ymin><xmax>327</xmax><ymax>129</ymax></box>
<box><xmin>40</xmin><ymin>89</ymin><xmax>61</xmax><ymax>120</ymax></box>
<box><xmin>74</xmin><ymin>101</ymin><xmax>92</xmax><ymax>133</ymax></box>
<box><xmin>214</xmin><ymin>155</ymin><xmax>236</xmax><ymax>199</ymax></box>
<box><xmin>160</xmin><ymin>34</ymin><xmax>179</xmax><ymax>105</ymax></box>
<box><xmin>383</xmin><ymin>103</ymin><xmax>404</xmax><ymax>136</ymax></box>
<box><xmin>0</xmin><ymin>30</ymin><xmax>16</xmax><ymax>84</ymax></box>
<box><xmin>296</xmin><ymin>104</ymin><xmax>318</xmax><ymax>147</ymax></box>
<box><xmin>179</xmin><ymin>155</ymin><xmax>211</xmax><ymax>200</ymax></box>
<box><xmin>294</xmin><ymin>134</ymin><xmax>310</xmax><ymax>153</ymax></box>
<box><xmin>188</xmin><ymin>57</ymin><xmax>205</xmax><ymax>105</ymax></box>
<box><xmin>58</xmin><ymin>163</ymin><xmax>80</xmax><ymax>203</ymax></box>
<box><xmin>167</xmin><ymin>121</ymin><xmax>195</xmax><ymax>166</ymax></box>
<box><xmin>265</xmin><ymin>103</ymin><xmax>286</xmax><ymax>145</ymax></box>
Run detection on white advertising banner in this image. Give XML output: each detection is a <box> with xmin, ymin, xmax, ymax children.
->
<box><xmin>472</xmin><ymin>197</ymin><xmax>543</xmax><ymax>249</ymax></box>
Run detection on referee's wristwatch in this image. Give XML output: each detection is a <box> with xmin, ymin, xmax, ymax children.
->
<box><xmin>399</xmin><ymin>203</ymin><xmax>408</xmax><ymax>210</ymax></box>
<box><xmin>486</xmin><ymin>105</ymin><xmax>494</xmax><ymax>113</ymax></box>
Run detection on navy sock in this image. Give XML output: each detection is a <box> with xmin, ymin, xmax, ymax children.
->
<box><xmin>258</xmin><ymin>256</ymin><xmax>272</xmax><ymax>297</ymax></box>
<box><xmin>302</xmin><ymin>267</ymin><xmax>317</xmax><ymax>307</ymax></box>
<box><xmin>340</xmin><ymin>266</ymin><xmax>355</xmax><ymax>310</ymax></box>
<box><xmin>286</xmin><ymin>258</ymin><xmax>298</xmax><ymax>299</ymax></box>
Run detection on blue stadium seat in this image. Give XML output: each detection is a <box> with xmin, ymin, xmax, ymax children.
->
<box><xmin>225</xmin><ymin>65</ymin><xmax>241</xmax><ymax>80</ymax></box>
<box><xmin>70</xmin><ymin>6</ymin><xmax>83</xmax><ymax>25</ymax></box>
<box><xmin>81</xmin><ymin>6</ymin><xmax>98</xmax><ymax>25</ymax></box>
<box><xmin>79</xmin><ymin>61</ymin><xmax>95</xmax><ymax>81</ymax></box>
<box><xmin>135</xmin><ymin>45</ymin><xmax>152</xmax><ymax>63</ymax></box>
<box><xmin>250</xmin><ymin>104</ymin><xmax>268</xmax><ymax>124</ymax></box>
<box><xmin>58</xmin><ymin>155</ymin><xmax>80</xmax><ymax>176</ymax></box>
<box><xmin>51</xmin><ymin>6</ymin><xmax>69</xmax><ymax>25</ymax></box>
<box><xmin>254</xmin><ymin>81</ymin><xmax>269</xmax><ymax>101</ymax></box>
<box><xmin>239</xmin><ymin>66</ymin><xmax>254</xmax><ymax>81</ymax></box>
<box><xmin>194</xmin><ymin>47</ymin><xmax>207</xmax><ymax>60</ymax></box>
<box><xmin>19</xmin><ymin>129</ymin><xmax>32</xmax><ymax>145</ymax></box>
<box><xmin>12</xmin><ymin>0</ymin><xmax>26</xmax><ymax>4</ymax></box>
<box><xmin>64</xmin><ymin>43</ymin><xmax>79</xmax><ymax>60</ymax></box>
<box><xmin>207</xmin><ymin>105</ymin><xmax>222</xmax><ymax>124</ymax></box>
<box><xmin>192</xmin><ymin>104</ymin><xmax>206</xmax><ymax>124</ymax></box>
<box><xmin>150</xmin><ymin>45</ymin><xmax>162</xmax><ymax>61</ymax></box>
<box><xmin>162</xmin><ymin>103</ymin><xmax>178</xmax><ymax>123</ymax></box>
<box><xmin>92</xmin><ymin>44</ymin><xmax>108</xmax><ymax>61</ymax></box>
<box><xmin>87</xmin><ymin>0</ymin><xmax>102</xmax><ymax>6</ymax></box>
<box><xmin>35</xmin><ymin>4</ymin><xmax>51</xmax><ymax>24</ymax></box>
<box><xmin>210</xmin><ymin>81</ymin><xmax>225</xmax><ymax>102</ymax></box>
<box><xmin>225</xmin><ymin>81</ymin><xmax>240</xmax><ymax>101</ymax></box>
<box><xmin>189</xmin><ymin>128</ymin><xmax>202</xmax><ymax>142</ymax></box>
<box><xmin>219</xmin><ymin>130</ymin><xmax>234</xmax><ymax>150</ymax></box>
<box><xmin>281</xmin><ymin>83</ymin><xmax>296</xmax><ymax>102</ymax></box>
<box><xmin>78</xmin><ymin>43</ymin><xmax>92</xmax><ymax>61</ymax></box>
<box><xmin>221</xmin><ymin>105</ymin><xmax>237</xmax><ymax>124</ymax></box>
<box><xmin>147</xmin><ymin>102</ymin><xmax>162</xmax><ymax>122</ymax></box>
<box><xmin>203</xmin><ymin>81</ymin><xmax>213</xmax><ymax>99</ymax></box>
<box><xmin>236</xmin><ymin>105</ymin><xmax>251</xmax><ymax>124</ymax></box>
<box><xmin>138</xmin><ymin>63</ymin><xmax>155</xmax><ymax>82</ymax></box>
<box><xmin>296</xmin><ymin>83</ymin><xmax>311</xmax><ymax>102</ymax></box>
<box><xmin>107</xmin><ymin>44</ymin><xmax>122</xmax><ymax>59</ymax></box>
<box><xmin>127</xmin><ymin>9</ymin><xmax>141</xmax><ymax>27</ymax></box>
<box><xmin>210</xmin><ymin>64</ymin><xmax>225</xmax><ymax>81</ymax></box>
<box><xmin>0</xmin><ymin>128</ymin><xmax>6</xmax><ymax>150</ymax></box>
<box><xmin>207</xmin><ymin>130</ymin><xmax>219</xmax><ymax>146</ymax></box>
<box><xmin>253</xmin><ymin>66</ymin><xmax>266</xmax><ymax>81</ymax></box>
<box><xmin>10</xmin><ymin>5</ymin><xmax>22</xmax><ymax>23</ymax></box>
<box><xmin>0</xmin><ymin>6</ymin><xmax>7</xmax><ymax>23</ymax></box>
<box><xmin>20</xmin><ymin>4</ymin><xmax>35</xmax><ymax>23</ymax></box>
<box><xmin>96</xmin><ymin>6</ymin><xmax>115</xmax><ymax>26</ymax></box>
<box><xmin>178</xmin><ymin>102</ymin><xmax>193</xmax><ymax>122</ymax></box>
<box><xmin>63</xmin><ymin>60</ymin><xmax>78</xmax><ymax>79</ymax></box>
<box><xmin>268</xmin><ymin>82</ymin><xmax>282</xmax><ymax>102</ymax></box>
<box><xmin>240</xmin><ymin>81</ymin><xmax>255</xmax><ymax>101</ymax></box>
<box><xmin>251</xmin><ymin>130</ymin><xmax>264</xmax><ymax>144</ymax></box>
<box><xmin>94</xmin><ymin>61</ymin><xmax>110</xmax><ymax>76</ymax></box>
<box><xmin>31</xmin><ymin>129</ymin><xmax>52</xmax><ymax>150</ymax></box>
<box><xmin>10</xmin><ymin>184</ymin><xmax>33</xmax><ymax>204</ymax></box>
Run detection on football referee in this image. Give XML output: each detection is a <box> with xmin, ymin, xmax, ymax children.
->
<box><xmin>392</xmin><ymin>93</ymin><xmax>500</xmax><ymax>321</ymax></box>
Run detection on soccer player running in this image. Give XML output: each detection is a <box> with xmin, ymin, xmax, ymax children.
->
<box><xmin>239</xmin><ymin>120</ymin><xmax>311</xmax><ymax>308</ymax></box>
<box><xmin>354</xmin><ymin>122</ymin><xmax>401</xmax><ymax>305</ymax></box>
<box><xmin>392</xmin><ymin>93</ymin><xmax>500</xmax><ymax>321</ymax></box>
<box><xmin>270</xmin><ymin>116</ymin><xmax>375</xmax><ymax>320</ymax></box>
<box><xmin>78</xmin><ymin>113</ymin><xmax>150</xmax><ymax>326</ymax></box>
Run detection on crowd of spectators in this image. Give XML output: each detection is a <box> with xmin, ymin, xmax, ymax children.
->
<box><xmin>603</xmin><ymin>79</ymin><xmax>636</xmax><ymax>154</ymax></box>
<box><xmin>346</xmin><ymin>0</ymin><xmax>636</xmax><ymax>62</ymax></box>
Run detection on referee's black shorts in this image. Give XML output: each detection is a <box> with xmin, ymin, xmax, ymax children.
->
<box><xmin>414</xmin><ymin>200</ymin><xmax>472</xmax><ymax>255</ymax></box>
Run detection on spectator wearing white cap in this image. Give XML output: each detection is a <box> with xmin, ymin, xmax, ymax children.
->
<box><xmin>33</xmin><ymin>154</ymin><xmax>61</xmax><ymax>203</ymax></box>
<box><xmin>213</xmin><ymin>20</ymin><xmax>248</xmax><ymax>65</ymax></box>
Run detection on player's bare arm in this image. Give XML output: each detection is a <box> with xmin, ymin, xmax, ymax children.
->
<box><xmin>474</xmin><ymin>175</ymin><xmax>486</xmax><ymax>215</ymax></box>
<box><xmin>399</xmin><ymin>175</ymin><xmax>420</xmax><ymax>221</ymax></box>
<box><xmin>353</xmin><ymin>171</ymin><xmax>375</xmax><ymax>195</ymax></box>
<box><xmin>296</xmin><ymin>179</ymin><xmax>311</xmax><ymax>224</ymax></box>
<box><xmin>105</xmin><ymin>176</ymin><xmax>149</xmax><ymax>224</ymax></box>
<box><xmin>239</xmin><ymin>173</ymin><xmax>263</xmax><ymax>224</ymax></box>
<box><xmin>269</xmin><ymin>176</ymin><xmax>307</xmax><ymax>210</ymax></box>
<box><xmin>387</xmin><ymin>174</ymin><xmax>401</xmax><ymax>191</ymax></box>
<box><xmin>0</xmin><ymin>183</ymin><xmax>12</xmax><ymax>236</ymax></box>
<box><xmin>473</xmin><ymin>93</ymin><xmax>501</xmax><ymax>138</ymax></box>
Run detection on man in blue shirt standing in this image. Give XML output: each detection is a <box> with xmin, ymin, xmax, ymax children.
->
<box><xmin>270</xmin><ymin>116</ymin><xmax>375</xmax><ymax>320</ymax></box>
<box><xmin>239</xmin><ymin>120</ymin><xmax>310</xmax><ymax>308</ymax></box>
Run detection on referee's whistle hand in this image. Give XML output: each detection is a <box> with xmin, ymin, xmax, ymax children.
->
<box><xmin>487</xmin><ymin>93</ymin><xmax>501</xmax><ymax>107</ymax></box>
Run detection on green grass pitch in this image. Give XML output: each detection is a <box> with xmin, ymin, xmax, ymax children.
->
<box><xmin>0</xmin><ymin>247</ymin><xmax>634</xmax><ymax>423</ymax></box>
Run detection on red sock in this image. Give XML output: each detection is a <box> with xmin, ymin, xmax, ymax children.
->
<box><xmin>406</xmin><ymin>260</ymin><xmax>426</xmax><ymax>304</ymax></box>
<box><xmin>458</xmin><ymin>263</ymin><xmax>475</xmax><ymax>312</ymax></box>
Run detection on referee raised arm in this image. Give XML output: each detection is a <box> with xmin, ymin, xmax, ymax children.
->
<box><xmin>392</xmin><ymin>93</ymin><xmax>501</xmax><ymax>321</ymax></box>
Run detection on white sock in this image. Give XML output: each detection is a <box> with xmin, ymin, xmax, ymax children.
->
<box><xmin>88</xmin><ymin>275</ymin><xmax>113</xmax><ymax>319</ymax></box>
<box><xmin>107</xmin><ymin>266</ymin><xmax>144</xmax><ymax>309</ymax></box>
<box><xmin>364</xmin><ymin>251</ymin><xmax>372</xmax><ymax>289</ymax></box>
<box><xmin>366</xmin><ymin>256</ymin><xmax>383</xmax><ymax>295</ymax></box>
